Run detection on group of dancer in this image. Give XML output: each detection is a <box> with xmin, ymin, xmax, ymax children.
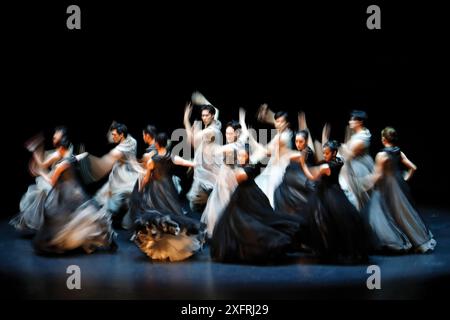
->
<box><xmin>11</xmin><ymin>92</ymin><xmax>436</xmax><ymax>264</ymax></box>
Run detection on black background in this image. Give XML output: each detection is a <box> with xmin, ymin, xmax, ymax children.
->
<box><xmin>1</xmin><ymin>1</ymin><xmax>448</xmax><ymax>217</ymax></box>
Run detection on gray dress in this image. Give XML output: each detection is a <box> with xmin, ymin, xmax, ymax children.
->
<box><xmin>187</xmin><ymin>120</ymin><xmax>222</xmax><ymax>212</ymax></box>
<box><xmin>95</xmin><ymin>135</ymin><xmax>140</xmax><ymax>215</ymax></box>
<box><xmin>339</xmin><ymin>128</ymin><xmax>374</xmax><ymax>211</ymax></box>
<box><xmin>10</xmin><ymin>148</ymin><xmax>72</xmax><ymax>232</ymax></box>
<box><xmin>365</xmin><ymin>147</ymin><xmax>436</xmax><ymax>253</ymax></box>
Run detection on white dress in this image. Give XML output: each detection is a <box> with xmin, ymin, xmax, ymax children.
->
<box><xmin>186</xmin><ymin>120</ymin><xmax>222</xmax><ymax>212</ymax></box>
<box><xmin>95</xmin><ymin>135</ymin><xmax>140</xmax><ymax>215</ymax></box>
<box><xmin>201</xmin><ymin>133</ymin><xmax>248</xmax><ymax>238</ymax></box>
<box><xmin>255</xmin><ymin>129</ymin><xmax>293</xmax><ymax>209</ymax></box>
<box><xmin>339</xmin><ymin>128</ymin><xmax>374</xmax><ymax>211</ymax></box>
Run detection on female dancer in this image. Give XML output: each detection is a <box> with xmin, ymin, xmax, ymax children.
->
<box><xmin>11</xmin><ymin>127</ymin><xmax>73</xmax><ymax>232</ymax></box>
<box><xmin>210</xmin><ymin>144</ymin><xmax>302</xmax><ymax>264</ymax></box>
<box><xmin>201</xmin><ymin>119</ymin><xmax>246</xmax><ymax>238</ymax></box>
<box><xmin>254</xmin><ymin>104</ymin><xmax>293</xmax><ymax>208</ymax></box>
<box><xmin>365</xmin><ymin>127</ymin><xmax>436</xmax><ymax>253</ymax></box>
<box><xmin>130</xmin><ymin>133</ymin><xmax>206</xmax><ymax>262</ymax></box>
<box><xmin>301</xmin><ymin>140</ymin><xmax>368</xmax><ymax>263</ymax></box>
<box><xmin>274</xmin><ymin>129</ymin><xmax>316</xmax><ymax>218</ymax></box>
<box><xmin>27</xmin><ymin>135</ymin><xmax>116</xmax><ymax>254</ymax></box>
<box><xmin>339</xmin><ymin>110</ymin><xmax>374</xmax><ymax>211</ymax></box>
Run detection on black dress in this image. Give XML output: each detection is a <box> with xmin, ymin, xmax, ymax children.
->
<box><xmin>33</xmin><ymin>156</ymin><xmax>115</xmax><ymax>254</ymax></box>
<box><xmin>274</xmin><ymin>147</ymin><xmax>316</xmax><ymax>220</ymax></box>
<box><xmin>365</xmin><ymin>147</ymin><xmax>436</xmax><ymax>253</ymax></box>
<box><xmin>126</xmin><ymin>151</ymin><xmax>206</xmax><ymax>261</ymax></box>
<box><xmin>123</xmin><ymin>151</ymin><xmax>185</xmax><ymax>229</ymax></box>
<box><xmin>210</xmin><ymin>165</ymin><xmax>302</xmax><ymax>264</ymax></box>
<box><xmin>305</xmin><ymin>158</ymin><xmax>368</xmax><ymax>263</ymax></box>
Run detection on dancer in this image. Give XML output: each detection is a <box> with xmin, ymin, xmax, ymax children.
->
<box><xmin>254</xmin><ymin>104</ymin><xmax>293</xmax><ymax>208</ymax></box>
<box><xmin>365</xmin><ymin>127</ymin><xmax>436</xmax><ymax>253</ymax></box>
<box><xmin>126</xmin><ymin>132</ymin><xmax>195</xmax><ymax>223</ymax></box>
<box><xmin>210</xmin><ymin>145</ymin><xmax>301</xmax><ymax>264</ymax></box>
<box><xmin>130</xmin><ymin>132</ymin><xmax>206</xmax><ymax>261</ymax></box>
<box><xmin>339</xmin><ymin>110</ymin><xmax>374</xmax><ymax>211</ymax></box>
<box><xmin>91</xmin><ymin>122</ymin><xmax>141</xmax><ymax>221</ymax></box>
<box><xmin>201</xmin><ymin>113</ymin><xmax>249</xmax><ymax>238</ymax></box>
<box><xmin>11</xmin><ymin>127</ymin><xmax>73</xmax><ymax>232</ymax></box>
<box><xmin>301</xmin><ymin>140</ymin><xmax>368</xmax><ymax>263</ymax></box>
<box><xmin>13</xmin><ymin>132</ymin><xmax>116</xmax><ymax>254</ymax></box>
<box><xmin>274</xmin><ymin>129</ymin><xmax>316</xmax><ymax>218</ymax></box>
<box><xmin>142</xmin><ymin>124</ymin><xmax>158</xmax><ymax>162</ymax></box>
<box><xmin>184</xmin><ymin>92</ymin><xmax>222</xmax><ymax>212</ymax></box>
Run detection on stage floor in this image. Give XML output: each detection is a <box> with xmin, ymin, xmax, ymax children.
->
<box><xmin>1</xmin><ymin>207</ymin><xmax>449</xmax><ymax>299</ymax></box>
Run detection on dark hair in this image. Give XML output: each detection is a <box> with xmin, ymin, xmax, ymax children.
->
<box><xmin>53</xmin><ymin>126</ymin><xmax>71</xmax><ymax>149</ymax></box>
<box><xmin>323</xmin><ymin>140</ymin><xmax>340</xmax><ymax>154</ymax></box>
<box><xmin>274</xmin><ymin>111</ymin><xmax>288</xmax><ymax>120</ymax></box>
<box><xmin>111</xmin><ymin>122</ymin><xmax>128</xmax><ymax>138</ymax></box>
<box><xmin>155</xmin><ymin>132</ymin><xmax>169</xmax><ymax>148</ymax></box>
<box><xmin>143</xmin><ymin>125</ymin><xmax>157</xmax><ymax>139</ymax></box>
<box><xmin>58</xmin><ymin>136</ymin><xmax>71</xmax><ymax>149</ymax></box>
<box><xmin>296</xmin><ymin>130</ymin><xmax>309</xmax><ymax>141</ymax></box>
<box><xmin>381</xmin><ymin>127</ymin><xmax>398</xmax><ymax>144</ymax></box>
<box><xmin>350</xmin><ymin>110</ymin><xmax>368</xmax><ymax>123</ymax></box>
<box><xmin>200</xmin><ymin>105</ymin><xmax>216</xmax><ymax>116</ymax></box>
<box><xmin>54</xmin><ymin>126</ymin><xmax>68</xmax><ymax>136</ymax></box>
<box><xmin>226</xmin><ymin>120</ymin><xmax>241</xmax><ymax>131</ymax></box>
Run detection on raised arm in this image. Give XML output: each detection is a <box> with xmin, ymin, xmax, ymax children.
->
<box><xmin>239</xmin><ymin>107</ymin><xmax>268</xmax><ymax>162</ymax></box>
<box><xmin>298</xmin><ymin>111</ymin><xmax>316</xmax><ymax>153</ymax></box>
<box><xmin>183</xmin><ymin>102</ymin><xmax>194</xmax><ymax>146</ymax></box>
<box><xmin>257</xmin><ymin>103</ymin><xmax>275</xmax><ymax>125</ymax></box>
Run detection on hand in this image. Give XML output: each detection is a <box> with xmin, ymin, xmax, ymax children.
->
<box><xmin>298</xmin><ymin>112</ymin><xmax>307</xmax><ymax>130</ymax></box>
<box><xmin>78</xmin><ymin>143</ymin><xmax>86</xmax><ymax>154</ymax></box>
<box><xmin>322</xmin><ymin>123</ymin><xmax>331</xmax><ymax>145</ymax></box>
<box><xmin>24</xmin><ymin>133</ymin><xmax>44</xmax><ymax>152</ymax></box>
<box><xmin>257</xmin><ymin>103</ymin><xmax>268</xmax><ymax>122</ymax></box>
<box><xmin>239</xmin><ymin>107</ymin><xmax>247</xmax><ymax>127</ymax></box>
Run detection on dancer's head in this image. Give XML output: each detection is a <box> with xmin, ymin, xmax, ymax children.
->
<box><xmin>295</xmin><ymin>130</ymin><xmax>309</xmax><ymax>151</ymax></box>
<box><xmin>323</xmin><ymin>140</ymin><xmax>339</xmax><ymax>162</ymax></box>
<box><xmin>143</xmin><ymin>125</ymin><xmax>157</xmax><ymax>145</ymax></box>
<box><xmin>237</xmin><ymin>144</ymin><xmax>250</xmax><ymax>165</ymax></box>
<box><xmin>53</xmin><ymin>126</ymin><xmax>71</xmax><ymax>154</ymax></box>
<box><xmin>349</xmin><ymin>110</ymin><xmax>367</xmax><ymax>130</ymax></box>
<box><xmin>274</xmin><ymin>111</ymin><xmax>288</xmax><ymax>131</ymax></box>
<box><xmin>111</xmin><ymin>123</ymin><xmax>128</xmax><ymax>143</ymax></box>
<box><xmin>53</xmin><ymin>126</ymin><xmax>68</xmax><ymax>147</ymax></box>
<box><xmin>225</xmin><ymin>120</ymin><xmax>241</xmax><ymax>144</ymax></box>
<box><xmin>201</xmin><ymin>105</ymin><xmax>216</xmax><ymax>127</ymax></box>
<box><xmin>155</xmin><ymin>132</ymin><xmax>169</xmax><ymax>149</ymax></box>
<box><xmin>381</xmin><ymin>127</ymin><xmax>398</xmax><ymax>146</ymax></box>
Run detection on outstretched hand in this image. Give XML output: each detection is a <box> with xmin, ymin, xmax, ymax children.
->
<box><xmin>239</xmin><ymin>108</ymin><xmax>247</xmax><ymax>130</ymax></box>
<box><xmin>24</xmin><ymin>133</ymin><xmax>44</xmax><ymax>152</ymax></box>
<box><xmin>298</xmin><ymin>112</ymin><xmax>307</xmax><ymax>130</ymax></box>
<box><xmin>322</xmin><ymin>123</ymin><xmax>331</xmax><ymax>145</ymax></box>
<box><xmin>257</xmin><ymin>103</ymin><xmax>269</xmax><ymax>122</ymax></box>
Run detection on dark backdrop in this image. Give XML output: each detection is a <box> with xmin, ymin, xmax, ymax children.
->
<box><xmin>2</xmin><ymin>1</ymin><xmax>448</xmax><ymax>217</ymax></box>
